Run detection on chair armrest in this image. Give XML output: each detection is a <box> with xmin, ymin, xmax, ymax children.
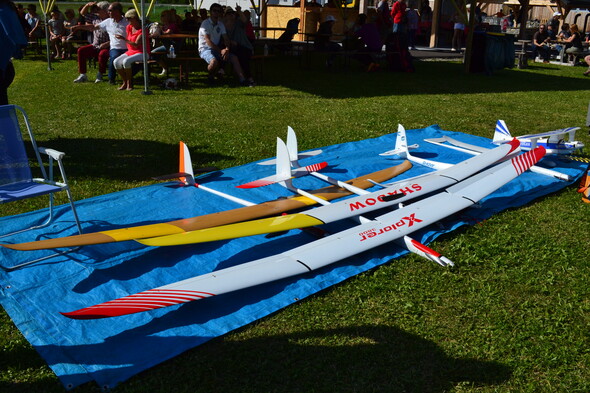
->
<box><xmin>38</xmin><ymin>147</ymin><xmax>66</xmax><ymax>161</ymax></box>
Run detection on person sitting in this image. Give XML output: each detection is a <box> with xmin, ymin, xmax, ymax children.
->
<box><xmin>71</xmin><ymin>1</ymin><xmax>110</xmax><ymax>83</ymax></box>
<box><xmin>25</xmin><ymin>4</ymin><xmax>43</xmax><ymax>40</ymax></box>
<box><xmin>546</xmin><ymin>24</ymin><xmax>557</xmax><ymax>41</ymax></box>
<box><xmin>181</xmin><ymin>11</ymin><xmax>198</xmax><ymax>32</ymax></box>
<box><xmin>152</xmin><ymin>10</ymin><xmax>181</xmax><ymax>76</ymax></box>
<box><xmin>563</xmin><ymin>24</ymin><xmax>585</xmax><ymax>60</ymax></box>
<box><xmin>198</xmin><ymin>3</ymin><xmax>248</xmax><ymax>86</ymax></box>
<box><xmin>557</xmin><ymin>23</ymin><xmax>571</xmax><ymax>41</ymax></box>
<box><xmin>349</xmin><ymin>13</ymin><xmax>382</xmax><ymax>71</ymax></box>
<box><xmin>224</xmin><ymin>6</ymin><xmax>255</xmax><ymax>86</ymax></box>
<box><xmin>532</xmin><ymin>24</ymin><xmax>550</xmax><ymax>63</ymax></box>
<box><xmin>242</xmin><ymin>10</ymin><xmax>255</xmax><ymax>46</ymax></box>
<box><xmin>48</xmin><ymin>10</ymin><xmax>65</xmax><ymax>59</ymax></box>
<box><xmin>77</xmin><ymin>2</ymin><xmax>128</xmax><ymax>85</ymax></box>
<box><xmin>61</xmin><ymin>8</ymin><xmax>81</xmax><ymax>59</ymax></box>
<box><xmin>314</xmin><ymin>15</ymin><xmax>341</xmax><ymax>67</ymax></box>
<box><xmin>113</xmin><ymin>9</ymin><xmax>149</xmax><ymax>90</ymax></box>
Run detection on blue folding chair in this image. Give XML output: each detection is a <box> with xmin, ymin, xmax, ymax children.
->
<box><xmin>0</xmin><ymin>105</ymin><xmax>82</xmax><ymax>270</ymax></box>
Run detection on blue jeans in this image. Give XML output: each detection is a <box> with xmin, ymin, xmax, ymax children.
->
<box><xmin>108</xmin><ymin>48</ymin><xmax>126</xmax><ymax>83</ymax></box>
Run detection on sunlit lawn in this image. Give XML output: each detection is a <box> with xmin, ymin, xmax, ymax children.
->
<box><xmin>1</xmin><ymin>52</ymin><xmax>590</xmax><ymax>392</ymax></box>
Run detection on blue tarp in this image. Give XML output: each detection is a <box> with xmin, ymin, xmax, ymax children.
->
<box><xmin>0</xmin><ymin>126</ymin><xmax>586</xmax><ymax>390</ymax></box>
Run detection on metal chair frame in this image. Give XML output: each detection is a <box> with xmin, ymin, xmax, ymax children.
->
<box><xmin>0</xmin><ymin>105</ymin><xmax>82</xmax><ymax>271</ymax></box>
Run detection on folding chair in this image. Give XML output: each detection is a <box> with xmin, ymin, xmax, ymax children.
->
<box><xmin>0</xmin><ymin>105</ymin><xmax>82</xmax><ymax>270</ymax></box>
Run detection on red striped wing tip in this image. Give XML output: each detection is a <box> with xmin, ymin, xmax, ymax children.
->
<box><xmin>236</xmin><ymin>179</ymin><xmax>275</xmax><ymax>189</ymax></box>
<box><xmin>510</xmin><ymin>146</ymin><xmax>546</xmax><ymax>175</ymax></box>
<box><xmin>60</xmin><ymin>289</ymin><xmax>215</xmax><ymax>319</ymax></box>
<box><xmin>304</xmin><ymin>161</ymin><xmax>328</xmax><ymax>172</ymax></box>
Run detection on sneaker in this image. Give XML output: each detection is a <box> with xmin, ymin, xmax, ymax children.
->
<box><xmin>73</xmin><ymin>74</ymin><xmax>88</xmax><ymax>83</ymax></box>
<box><xmin>94</xmin><ymin>72</ymin><xmax>103</xmax><ymax>83</ymax></box>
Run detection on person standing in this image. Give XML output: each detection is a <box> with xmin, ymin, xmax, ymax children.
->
<box><xmin>390</xmin><ymin>0</ymin><xmax>407</xmax><ymax>34</ymax></box>
<box><xmin>0</xmin><ymin>0</ymin><xmax>27</xmax><ymax>105</ymax></box>
<box><xmin>548</xmin><ymin>12</ymin><xmax>561</xmax><ymax>34</ymax></box>
<box><xmin>406</xmin><ymin>4</ymin><xmax>418</xmax><ymax>50</ymax></box>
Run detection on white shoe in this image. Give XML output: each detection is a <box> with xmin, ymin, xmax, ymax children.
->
<box><xmin>94</xmin><ymin>72</ymin><xmax>103</xmax><ymax>83</ymax></box>
<box><xmin>73</xmin><ymin>74</ymin><xmax>88</xmax><ymax>83</ymax></box>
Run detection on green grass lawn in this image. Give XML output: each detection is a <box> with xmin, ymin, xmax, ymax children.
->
<box><xmin>1</xmin><ymin>53</ymin><xmax>590</xmax><ymax>392</ymax></box>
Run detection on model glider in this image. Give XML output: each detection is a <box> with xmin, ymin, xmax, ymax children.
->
<box><xmin>425</xmin><ymin>133</ymin><xmax>571</xmax><ymax>181</ymax></box>
<box><xmin>493</xmin><ymin>119</ymin><xmax>583</xmax><ymax>155</ymax></box>
<box><xmin>237</xmin><ymin>136</ymin><xmax>328</xmax><ymax>189</ymax></box>
<box><xmin>1</xmin><ymin>142</ymin><xmax>411</xmax><ymax>251</ymax></box>
<box><xmin>136</xmin><ymin>130</ymin><xmax>520</xmax><ymax>247</ymax></box>
<box><xmin>61</xmin><ymin>144</ymin><xmax>545</xmax><ymax>319</ymax></box>
<box><xmin>380</xmin><ymin>126</ymin><xmax>454</xmax><ymax>170</ymax></box>
<box><xmin>257</xmin><ymin>126</ymin><xmax>323</xmax><ymax>166</ymax></box>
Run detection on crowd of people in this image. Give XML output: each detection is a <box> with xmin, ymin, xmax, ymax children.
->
<box><xmin>5</xmin><ymin>0</ymin><xmax>590</xmax><ymax>91</ymax></box>
<box><xmin>10</xmin><ymin>1</ymin><xmax>258</xmax><ymax>89</ymax></box>
<box><xmin>311</xmin><ymin>0</ymin><xmax>431</xmax><ymax>72</ymax></box>
<box><xmin>531</xmin><ymin>19</ymin><xmax>590</xmax><ymax>75</ymax></box>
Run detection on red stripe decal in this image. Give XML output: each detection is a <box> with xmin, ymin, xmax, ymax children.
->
<box><xmin>61</xmin><ymin>290</ymin><xmax>216</xmax><ymax>319</ymax></box>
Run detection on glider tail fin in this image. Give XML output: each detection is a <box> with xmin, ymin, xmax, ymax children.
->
<box><xmin>286</xmin><ymin>126</ymin><xmax>300</xmax><ymax>165</ymax></box>
<box><xmin>493</xmin><ymin>120</ymin><xmax>512</xmax><ymax>143</ymax></box>
<box><xmin>179</xmin><ymin>141</ymin><xmax>195</xmax><ymax>185</ymax></box>
<box><xmin>394</xmin><ymin>124</ymin><xmax>410</xmax><ymax>159</ymax></box>
<box><xmin>276</xmin><ymin>137</ymin><xmax>293</xmax><ymax>181</ymax></box>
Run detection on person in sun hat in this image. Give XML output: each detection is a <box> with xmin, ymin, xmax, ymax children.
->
<box><xmin>314</xmin><ymin>14</ymin><xmax>341</xmax><ymax>67</ymax></box>
<box><xmin>548</xmin><ymin>11</ymin><xmax>561</xmax><ymax>33</ymax></box>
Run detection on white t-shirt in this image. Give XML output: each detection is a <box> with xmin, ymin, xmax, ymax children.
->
<box><xmin>198</xmin><ymin>18</ymin><xmax>226</xmax><ymax>52</ymax></box>
<box><xmin>98</xmin><ymin>17</ymin><xmax>129</xmax><ymax>50</ymax></box>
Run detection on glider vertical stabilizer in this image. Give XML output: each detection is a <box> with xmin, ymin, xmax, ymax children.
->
<box><xmin>179</xmin><ymin>141</ymin><xmax>195</xmax><ymax>186</ymax></box>
<box><xmin>493</xmin><ymin>120</ymin><xmax>512</xmax><ymax>144</ymax></box>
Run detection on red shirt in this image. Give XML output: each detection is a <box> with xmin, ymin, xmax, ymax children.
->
<box><xmin>390</xmin><ymin>1</ymin><xmax>407</xmax><ymax>24</ymax></box>
<box><xmin>125</xmin><ymin>24</ymin><xmax>150</xmax><ymax>55</ymax></box>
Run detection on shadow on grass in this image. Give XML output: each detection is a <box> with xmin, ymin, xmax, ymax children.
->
<box><xmin>26</xmin><ymin>138</ymin><xmax>230</xmax><ymax>181</ymax></box>
<box><xmin>0</xmin><ymin>325</ymin><xmax>512</xmax><ymax>392</ymax></box>
<box><xmin>256</xmin><ymin>56</ymin><xmax>589</xmax><ymax>99</ymax></box>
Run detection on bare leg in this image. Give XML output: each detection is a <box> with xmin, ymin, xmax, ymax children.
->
<box><xmin>117</xmin><ymin>68</ymin><xmax>127</xmax><ymax>90</ymax></box>
<box><xmin>229</xmin><ymin>54</ymin><xmax>245</xmax><ymax>82</ymax></box>
<box><xmin>125</xmin><ymin>68</ymin><xmax>133</xmax><ymax>90</ymax></box>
